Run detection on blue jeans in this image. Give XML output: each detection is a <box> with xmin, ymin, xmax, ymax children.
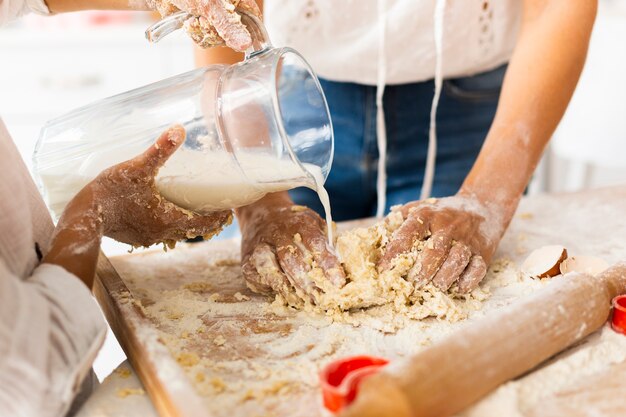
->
<box><xmin>290</xmin><ymin>64</ymin><xmax>507</xmax><ymax>222</ymax></box>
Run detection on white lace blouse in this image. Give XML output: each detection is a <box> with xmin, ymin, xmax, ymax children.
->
<box><xmin>264</xmin><ymin>0</ymin><xmax>521</xmax><ymax>85</ymax></box>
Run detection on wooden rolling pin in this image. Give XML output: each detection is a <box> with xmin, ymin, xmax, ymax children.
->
<box><xmin>339</xmin><ymin>263</ymin><xmax>626</xmax><ymax>417</ymax></box>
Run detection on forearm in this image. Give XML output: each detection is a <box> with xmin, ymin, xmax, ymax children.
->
<box><xmin>42</xmin><ymin>185</ymin><xmax>103</xmax><ymax>289</ymax></box>
<box><xmin>460</xmin><ymin>0</ymin><xmax>596</xmax><ymax>220</ymax></box>
<box><xmin>44</xmin><ymin>0</ymin><xmax>149</xmax><ymax>13</ymax></box>
<box><xmin>195</xmin><ymin>45</ymin><xmax>244</xmax><ymax>66</ymax></box>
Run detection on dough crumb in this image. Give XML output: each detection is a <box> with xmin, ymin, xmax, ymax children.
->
<box><xmin>131</xmin><ymin>298</ymin><xmax>148</xmax><ymax>316</ymax></box>
<box><xmin>241</xmin><ymin>389</ymin><xmax>256</xmax><ymax>402</ymax></box>
<box><xmin>114</xmin><ymin>367</ymin><xmax>132</xmax><ymax>379</ymax></box>
<box><xmin>184</xmin><ymin>281</ymin><xmax>213</xmax><ymax>293</ymax></box>
<box><xmin>176</xmin><ymin>352</ymin><xmax>200</xmax><ymax>367</ymax></box>
<box><xmin>210</xmin><ymin>377</ymin><xmax>227</xmax><ymax>393</ymax></box>
<box><xmin>239</xmin><ymin>381</ymin><xmax>293</xmax><ymax>402</ymax></box>
<box><xmin>213</xmin><ymin>335</ymin><xmax>227</xmax><ymax>346</ymax></box>
<box><xmin>116</xmin><ymin>290</ymin><xmax>132</xmax><ymax>304</ymax></box>
<box><xmin>116</xmin><ymin>388</ymin><xmax>145</xmax><ymax>398</ymax></box>
<box><xmin>262</xmin><ymin>381</ymin><xmax>293</xmax><ymax>396</ymax></box>
<box><xmin>166</xmin><ymin>311</ymin><xmax>184</xmax><ymax>320</ymax></box>
<box><xmin>234</xmin><ymin>292</ymin><xmax>250</xmax><ymax>301</ymax></box>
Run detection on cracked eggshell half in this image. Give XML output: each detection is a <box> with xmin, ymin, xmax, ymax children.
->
<box><xmin>559</xmin><ymin>255</ymin><xmax>609</xmax><ymax>276</ymax></box>
<box><xmin>521</xmin><ymin>245</ymin><xmax>568</xmax><ymax>278</ymax></box>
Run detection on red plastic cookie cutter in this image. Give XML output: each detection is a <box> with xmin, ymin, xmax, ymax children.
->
<box><xmin>320</xmin><ymin>355</ymin><xmax>389</xmax><ymax>413</ymax></box>
<box><xmin>612</xmin><ymin>295</ymin><xmax>626</xmax><ymax>335</ymax></box>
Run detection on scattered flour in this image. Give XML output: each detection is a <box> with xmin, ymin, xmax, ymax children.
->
<box><xmin>110</xmin><ymin>237</ymin><xmax>544</xmax><ymax>417</ymax></box>
<box><xmin>106</xmin><ymin>187</ymin><xmax>626</xmax><ymax>416</ymax></box>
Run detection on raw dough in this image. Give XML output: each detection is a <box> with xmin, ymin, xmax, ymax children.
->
<box><xmin>273</xmin><ymin>211</ymin><xmax>489</xmax><ymax>327</ymax></box>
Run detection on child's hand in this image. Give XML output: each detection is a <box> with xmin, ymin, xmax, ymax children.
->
<box><xmin>89</xmin><ymin>125</ymin><xmax>232</xmax><ymax>248</ymax></box>
<box><xmin>43</xmin><ymin>125</ymin><xmax>231</xmax><ymax>287</ymax></box>
<box><xmin>378</xmin><ymin>194</ymin><xmax>505</xmax><ymax>293</ymax></box>
<box><xmin>238</xmin><ymin>194</ymin><xmax>345</xmax><ymax>305</ymax></box>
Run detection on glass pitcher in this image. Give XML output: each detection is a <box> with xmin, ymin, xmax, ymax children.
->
<box><xmin>32</xmin><ymin>12</ymin><xmax>333</xmax><ymax>220</ymax></box>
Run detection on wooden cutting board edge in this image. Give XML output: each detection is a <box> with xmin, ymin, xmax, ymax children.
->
<box><xmin>94</xmin><ymin>251</ymin><xmax>207</xmax><ymax>417</ymax></box>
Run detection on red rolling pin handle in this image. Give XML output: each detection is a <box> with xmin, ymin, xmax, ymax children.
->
<box><xmin>612</xmin><ymin>295</ymin><xmax>626</xmax><ymax>335</ymax></box>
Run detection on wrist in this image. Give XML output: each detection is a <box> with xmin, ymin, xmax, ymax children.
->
<box><xmin>57</xmin><ymin>184</ymin><xmax>105</xmax><ymax>237</ymax></box>
<box><xmin>236</xmin><ymin>192</ymin><xmax>293</xmax><ymax>226</ymax></box>
<box><xmin>459</xmin><ymin>180</ymin><xmax>520</xmax><ymax>213</ymax></box>
<box><xmin>456</xmin><ymin>186</ymin><xmax>516</xmax><ymax>243</ymax></box>
<box><xmin>43</xmin><ymin>184</ymin><xmax>104</xmax><ymax>287</ymax></box>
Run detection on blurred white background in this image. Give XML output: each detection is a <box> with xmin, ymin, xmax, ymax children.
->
<box><xmin>537</xmin><ymin>0</ymin><xmax>626</xmax><ymax>193</ymax></box>
<box><xmin>1</xmin><ymin>0</ymin><xmax>625</xmax><ymax>382</ymax></box>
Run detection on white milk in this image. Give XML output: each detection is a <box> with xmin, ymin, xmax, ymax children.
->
<box><xmin>306</xmin><ymin>167</ymin><xmax>334</xmax><ymax>244</ymax></box>
<box><xmin>157</xmin><ymin>149</ymin><xmax>334</xmax><ymax>243</ymax></box>
<box><xmin>40</xmin><ymin>148</ymin><xmax>334</xmax><ymax>243</ymax></box>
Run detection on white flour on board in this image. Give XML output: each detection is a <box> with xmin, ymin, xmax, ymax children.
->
<box><xmin>107</xmin><ymin>189</ymin><xmax>626</xmax><ymax>416</ymax></box>
<box><xmin>111</xmin><ymin>237</ymin><xmax>551</xmax><ymax>416</ymax></box>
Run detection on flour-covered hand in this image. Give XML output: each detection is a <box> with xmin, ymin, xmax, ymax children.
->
<box><xmin>89</xmin><ymin>125</ymin><xmax>232</xmax><ymax>248</ymax></box>
<box><xmin>238</xmin><ymin>194</ymin><xmax>345</xmax><ymax>304</ymax></box>
<box><xmin>149</xmin><ymin>0</ymin><xmax>261</xmax><ymax>51</ymax></box>
<box><xmin>378</xmin><ymin>194</ymin><xmax>506</xmax><ymax>293</ymax></box>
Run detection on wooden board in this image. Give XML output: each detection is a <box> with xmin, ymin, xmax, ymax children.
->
<box><xmin>94</xmin><ymin>187</ymin><xmax>626</xmax><ymax>417</ymax></box>
<box><xmin>94</xmin><ymin>254</ymin><xmax>207</xmax><ymax>417</ymax></box>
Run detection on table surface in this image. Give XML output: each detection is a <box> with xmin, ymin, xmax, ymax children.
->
<box><xmin>77</xmin><ymin>186</ymin><xmax>626</xmax><ymax>417</ymax></box>
<box><xmin>76</xmin><ymin>360</ymin><xmax>157</xmax><ymax>417</ymax></box>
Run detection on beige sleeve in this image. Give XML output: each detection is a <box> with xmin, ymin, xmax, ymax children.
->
<box><xmin>0</xmin><ymin>0</ymin><xmax>49</xmax><ymax>26</ymax></box>
<box><xmin>0</xmin><ymin>261</ymin><xmax>106</xmax><ymax>417</ymax></box>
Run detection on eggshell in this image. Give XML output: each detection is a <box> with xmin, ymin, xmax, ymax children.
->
<box><xmin>521</xmin><ymin>245</ymin><xmax>568</xmax><ymax>278</ymax></box>
<box><xmin>559</xmin><ymin>255</ymin><xmax>609</xmax><ymax>276</ymax></box>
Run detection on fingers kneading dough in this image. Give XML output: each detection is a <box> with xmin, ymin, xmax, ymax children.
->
<box><xmin>408</xmin><ymin>232</ymin><xmax>452</xmax><ymax>287</ymax></box>
<box><xmin>432</xmin><ymin>244</ymin><xmax>472</xmax><ymax>291</ymax></box>
<box><xmin>456</xmin><ymin>256</ymin><xmax>488</xmax><ymax>294</ymax></box>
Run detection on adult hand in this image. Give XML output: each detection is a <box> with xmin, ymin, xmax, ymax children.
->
<box><xmin>89</xmin><ymin>125</ymin><xmax>232</xmax><ymax>248</ymax></box>
<box><xmin>238</xmin><ymin>193</ymin><xmax>345</xmax><ymax>305</ymax></box>
<box><xmin>149</xmin><ymin>0</ymin><xmax>262</xmax><ymax>51</ymax></box>
<box><xmin>378</xmin><ymin>193</ymin><xmax>506</xmax><ymax>294</ymax></box>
